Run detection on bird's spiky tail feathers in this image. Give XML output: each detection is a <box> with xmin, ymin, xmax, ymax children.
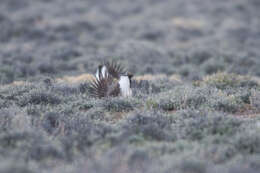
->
<box><xmin>96</xmin><ymin>65</ymin><xmax>108</xmax><ymax>80</ymax></box>
<box><xmin>105</xmin><ymin>60</ymin><xmax>126</xmax><ymax>79</ymax></box>
<box><xmin>88</xmin><ymin>77</ymin><xmax>108</xmax><ymax>98</ymax></box>
<box><xmin>88</xmin><ymin>75</ymin><xmax>120</xmax><ymax>98</ymax></box>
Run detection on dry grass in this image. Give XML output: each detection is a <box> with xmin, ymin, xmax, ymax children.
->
<box><xmin>133</xmin><ymin>74</ymin><xmax>167</xmax><ymax>81</ymax></box>
<box><xmin>0</xmin><ymin>81</ymin><xmax>29</xmax><ymax>90</ymax></box>
<box><xmin>2</xmin><ymin>73</ymin><xmax>183</xmax><ymax>88</ymax></box>
<box><xmin>171</xmin><ymin>17</ymin><xmax>206</xmax><ymax>29</ymax></box>
<box><xmin>56</xmin><ymin>73</ymin><xmax>95</xmax><ymax>84</ymax></box>
<box><xmin>133</xmin><ymin>74</ymin><xmax>182</xmax><ymax>83</ymax></box>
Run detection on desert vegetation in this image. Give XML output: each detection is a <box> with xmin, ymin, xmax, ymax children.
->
<box><xmin>0</xmin><ymin>0</ymin><xmax>260</xmax><ymax>173</ymax></box>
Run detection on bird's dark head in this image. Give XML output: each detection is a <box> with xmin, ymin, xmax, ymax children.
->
<box><xmin>98</xmin><ymin>65</ymin><xmax>103</xmax><ymax>71</ymax></box>
<box><xmin>127</xmin><ymin>72</ymin><xmax>133</xmax><ymax>79</ymax></box>
<box><xmin>120</xmin><ymin>72</ymin><xmax>133</xmax><ymax>79</ymax></box>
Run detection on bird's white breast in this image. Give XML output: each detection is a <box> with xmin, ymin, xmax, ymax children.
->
<box><xmin>119</xmin><ymin>76</ymin><xmax>132</xmax><ymax>97</ymax></box>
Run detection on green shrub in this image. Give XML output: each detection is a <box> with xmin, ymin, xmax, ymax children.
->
<box><xmin>18</xmin><ymin>90</ymin><xmax>61</xmax><ymax>106</ymax></box>
<box><xmin>101</xmin><ymin>98</ymin><xmax>138</xmax><ymax>112</ymax></box>
<box><xmin>202</xmin><ymin>72</ymin><xmax>258</xmax><ymax>89</ymax></box>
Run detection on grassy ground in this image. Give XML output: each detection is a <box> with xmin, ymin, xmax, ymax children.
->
<box><xmin>0</xmin><ymin>73</ymin><xmax>259</xmax><ymax>173</ymax></box>
<box><xmin>0</xmin><ymin>0</ymin><xmax>260</xmax><ymax>172</ymax></box>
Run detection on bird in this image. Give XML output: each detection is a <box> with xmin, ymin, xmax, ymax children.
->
<box><xmin>95</xmin><ymin>61</ymin><xmax>126</xmax><ymax>80</ymax></box>
<box><xmin>95</xmin><ymin>64</ymin><xmax>108</xmax><ymax>81</ymax></box>
<box><xmin>89</xmin><ymin>61</ymin><xmax>133</xmax><ymax>98</ymax></box>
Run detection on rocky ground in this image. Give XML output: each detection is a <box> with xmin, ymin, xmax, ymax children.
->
<box><xmin>0</xmin><ymin>0</ymin><xmax>260</xmax><ymax>172</ymax></box>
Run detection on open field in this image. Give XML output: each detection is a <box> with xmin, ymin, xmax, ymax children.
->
<box><xmin>0</xmin><ymin>0</ymin><xmax>260</xmax><ymax>172</ymax></box>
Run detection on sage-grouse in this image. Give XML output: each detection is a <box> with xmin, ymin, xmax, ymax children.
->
<box><xmin>89</xmin><ymin>61</ymin><xmax>133</xmax><ymax>98</ymax></box>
